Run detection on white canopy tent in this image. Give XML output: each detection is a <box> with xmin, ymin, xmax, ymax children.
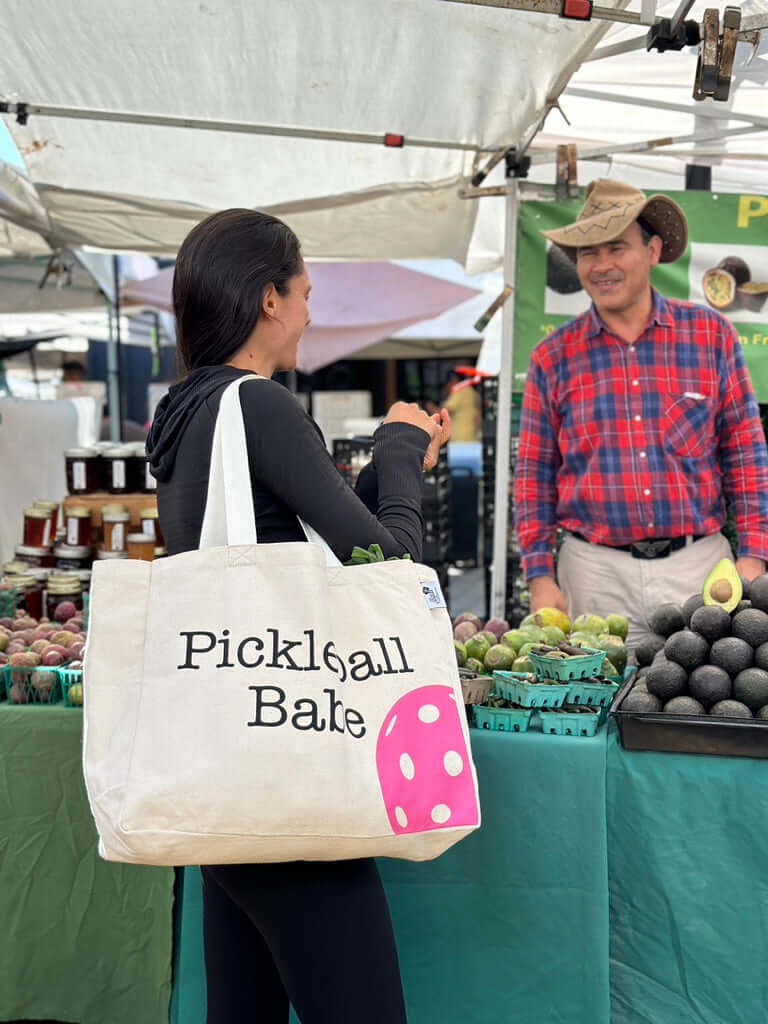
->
<box><xmin>0</xmin><ymin>0</ymin><xmax>765</xmax><ymax>614</ymax></box>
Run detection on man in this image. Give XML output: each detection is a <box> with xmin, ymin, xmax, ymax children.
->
<box><xmin>443</xmin><ymin>369</ymin><xmax>480</xmax><ymax>443</ymax></box>
<box><xmin>515</xmin><ymin>179</ymin><xmax>768</xmax><ymax>645</ymax></box>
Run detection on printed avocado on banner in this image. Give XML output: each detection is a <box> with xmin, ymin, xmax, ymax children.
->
<box><xmin>515</xmin><ymin>192</ymin><xmax>768</xmax><ymax>399</ymax></box>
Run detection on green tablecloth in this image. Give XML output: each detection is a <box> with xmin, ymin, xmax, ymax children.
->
<box><xmin>606</xmin><ymin>725</ymin><xmax>768</xmax><ymax>1024</ymax></box>
<box><xmin>173</xmin><ymin>726</ymin><xmax>612</xmax><ymax>1024</ymax></box>
<box><xmin>0</xmin><ymin>705</ymin><xmax>174</xmax><ymax>1024</ymax></box>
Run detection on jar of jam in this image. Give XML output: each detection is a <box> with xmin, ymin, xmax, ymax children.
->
<box><xmin>126</xmin><ymin>533</ymin><xmax>156</xmax><ymax>561</ymax></box>
<box><xmin>46</xmin><ymin>576</ymin><xmax>83</xmax><ymax>620</ymax></box>
<box><xmin>3</xmin><ymin>560</ymin><xmax>34</xmax><ymax>577</ymax></box>
<box><xmin>102</xmin><ymin>509</ymin><xmax>130</xmax><ymax>552</ymax></box>
<box><xmin>139</xmin><ymin>506</ymin><xmax>164</xmax><ymax>547</ymax></box>
<box><xmin>65</xmin><ymin>448</ymin><xmax>100</xmax><ymax>495</ymax></box>
<box><xmin>54</xmin><ymin>544</ymin><xmax>94</xmax><ymax>571</ymax></box>
<box><xmin>131</xmin><ymin>444</ymin><xmax>156</xmax><ymax>493</ymax></box>
<box><xmin>33</xmin><ymin>500</ymin><xmax>60</xmax><ymax>537</ymax></box>
<box><xmin>64</xmin><ymin>505</ymin><xmax>92</xmax><ymax>547</ymax></box>
<box><xmin>14</xmin><ymin>545</ymin><xmax>55</xmax><ymax>568</ymax></box>
<box><xmin>23</xmin><ymin>506</ymin><xmax>53</xmax><ymax>548</ymax></box>
<box><xmin>13</xmin><ymin>573</ymin><xmax>44</xmax><ymax>620</ymax></box>
<box><xmin>76</xmin><ymin>569</ymin><xmax>92</xmax><ymax>593</ymax></box>
<box><xmin>104</xmin><ymin>446</ymin><xmax>143</xmax><ymax>494</ymax></box>
<box><xmin>154</xmin><ymin>547</ymin><xmax>168</xmax><ymax>559</ymax></box>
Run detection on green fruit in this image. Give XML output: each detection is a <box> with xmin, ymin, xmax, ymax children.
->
<box><xmin>702</xmin><ymin>558</ymin><xmax>742</xmax><ymax>614</ymax></box>
<box><xmin>572</xmin><ymin>614</ymin><xmax>608</xmax><ymax>635</ymax></box>
<box><xmin>663</xmin><ymin>630</ymin><xmax>709</xmax><ymax>673</ymax></box>
<box><xmin>483</xmin><ymin>644</ymin><xmax>516</xmax><ymax>672</ymax></box>
<box><xmin>517</xmin><ymin>642</ymin><xmax>537</xmax><ymax>659</ymax></box>
<box><xmin>464</xmin><ymin>657</ymin><xmax>485</xmax><ymax>674</ymax></box>
<box><xmin>465</xmin><ymin>635</ymin><xmax>492</xmax><ymax>663</ymax></box>
<box><xmin>733</xmin><ymin>667</ymin><xmax>768</xmax><ymax>712</ymax></box>
<box><xmin>533</xmin><ymin>607</ymin><xmax>571</xmax><ymax>634</ymax></box>
<box><xmin>454</xmin><ymin>640</ymin><xmax>467</xmax><ymax>667</ymax></box>
<box><xmin>541</xmin><ymin>626</ymin><xmax>566</xmax><ymax>645</ymax></box>
<box><xmin>512</xmin><ymin>655</ymin><xmax>534</xmax><ymax>673</ymax></box>
<box><xmin>602</xmin><ymin>659</ymin><xmax>619</xmax><ymax>678</ymax></box>
<box><xmin>518</xmin><ymin>624</ymin><xmax>547</xmax><ymax>644</ymax></box>
<box><xmin>595</xmin><ymin>634</ymin><xmax>627</xmax><ymax>673</ymax></box>
<box><xmin>648</xmin><ymin>604</ymin><xmax>685</xmax><ymax>638</ymax></box>
<box><xmin>501</xmin><ymin>629</ymin><xmax>528</xmax><ymax>653</ymax></box>
<box><xmin>519</xmin><ymin>613</ymin><xmax>537</xmax><ymax>629</ymax></box>
<box><xmin>605</xmin><ymin>614</ymin><xmax>629</xmax><ymax>642</ymax></box>
<box><xmin>569</xmin><ymin>631</ymin><xmax>600</xmax><ymax>648</ymax></box>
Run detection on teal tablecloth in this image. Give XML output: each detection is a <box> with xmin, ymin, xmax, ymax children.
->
<box><xmin>606</xmin><ymin>725</ymin><xmax>768</xmax><ymax>1024</ymax></box>
<box><xmin>173</xmin><ymin>726</ymin><xmax>612</xmax><ymax>1024</ymax></box>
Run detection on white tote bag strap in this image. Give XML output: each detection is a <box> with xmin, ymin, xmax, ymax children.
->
<box><xmin>199</xmin><ymin>373</ymin><xmax>341</xmax><ymax>567</ymax></box>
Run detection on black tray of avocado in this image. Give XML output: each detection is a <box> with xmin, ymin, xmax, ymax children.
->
<box><xmin>610</xmin><ymin>562</ymin><xmax>768</xmax><ymax>759</ymax></box>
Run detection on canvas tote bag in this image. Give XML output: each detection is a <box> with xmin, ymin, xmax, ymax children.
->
<box><xmin>83</xmin><ymin>374</ymin><xmax>480</xmax><ymax>865</ymax></box>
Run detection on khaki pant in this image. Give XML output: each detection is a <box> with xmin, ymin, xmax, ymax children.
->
<box><xmin>557</xmin><ymin>532</ymin><xmax>734</xmax><ymax>650</ymax></box>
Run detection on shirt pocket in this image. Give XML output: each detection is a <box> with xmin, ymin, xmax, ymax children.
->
<box><xmin>663</xmin><ymin>392</ymin><xmax>715</xmax><ymax>458</ymax></box>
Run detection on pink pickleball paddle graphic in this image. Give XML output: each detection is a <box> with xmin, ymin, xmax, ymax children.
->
<box><xmin>376</xmin><ymin>684</ymin><xmax>480</xmax><ymax>834</ymax></box>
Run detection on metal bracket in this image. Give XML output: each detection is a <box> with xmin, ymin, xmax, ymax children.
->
<box><xmin>715</xmin><ymin>6</ymin><xmax>742</xmax><ymax>100</ymax></box>
<box><xmin>693</xmin><ymin>6</ymin><xmax>741</xmax><ymax>101</ymax></box>
<box><xmin>555</xmin><ymin>144</ymin><xmax>579</xmax><ymax>199</ymax></box>
<box><xmin>646</xmin><ymin>16</ymin><xmax>700</xmax><ymax>51</ymax></box>
<box><xmin>505</xmin><ymin>148</ymin><xmax>531</xmax><ymax>179</ymax></box>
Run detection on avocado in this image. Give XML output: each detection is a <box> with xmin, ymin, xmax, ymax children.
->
<box><xmin>739</xmin><ymin>576</ymin><xmax>752</xmax><ymax>600</ymax></box>
<box><xmin>731</xmin><ymin>608</ymin><xmax>768</xmax><ymax>648</ymax></box>
<box><xmin>633</xmin><ymin>678</ymin><xmax>649</xmax><ymax>693</ymax></box>
<box><xmin>733</xmin><ymin>600</ymin><xmax>752</xmax><ymax>614</ymax></box>
<box><xmin>634</xmin><ymin>633</ymin><xmax>667</xmax><ymax>667</ymax></box>
<box><xmin>648</xmin><ymin>604</ymin><xmax>686</xmax><ymax>638</ymax></box>
<box><xmin>689</xmin><ymin>604</ymin><xmax>732</xmax><ymax>644</ymax></box>
<box><xmin>681</xmin><ymin>594</ymin><xmax>705</xmax><ymax>626</ymax></box>
<box><xmin>621</xmin><ymin>689</ymin><xmax>662</xmax><ymax>712</ymax></box>
<box><xmin>709</xmin><ymin>636</ymin><xmax>753</xmax><ymax>678</ymax></box>
<box><xmin>645</xmin><ymin>660</ymin><xmax>688</xmax><ymax>702</ymax></box>
<box><xmin>688</xmin><ymin>664</ymin><xmax>731</xmax><ymax>708</ymax></box>
<box><xmin>702</xmin><ymin>558</ymin><xmax>743</xmax><ymax>613</ymax></box>
<box><xmin>753</xmin><ymin>642</ymin><xmax>768</xmax><ymax>672</ymax></box>
<box><xmin>663</xmin><ymin>630</ymin><xmax>709</xmax><ymax>672</ymax></box>
<box><xmin>746</xmin><ymin>573</ymin><xmax>768</xmax><ymax>614</ymax></box>
<box><xmin>709</xmin><ymin>699</ymin><xmax>753</xmax><ymax>718</ymax></box>
<box><xmin>757</xmin><ymin>706</ymin><xmax>768</xmax><ymax>720</ymax></box>
<box><xmin>732</xmin><ymin>667</ymin><xmax>768</xmax><ymax>712</ymax></box>
<box><xmin>663</xmin><ymin>696</ymin><xmax>705</xmax><ymax>715</ymax></box>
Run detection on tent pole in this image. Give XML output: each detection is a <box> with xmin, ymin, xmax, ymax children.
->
<box><xmin>106</xmin><ymin>256</ymin><xmax>123</xmax><ymax>442</ymax></box>
<box><xmin>490</xmin><ymin>178</ymin><xmax>519</xmax><ymax>620</ymax></box>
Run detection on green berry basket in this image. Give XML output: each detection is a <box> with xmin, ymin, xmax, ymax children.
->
<box><xmin>472</xmin><ymin>703</ymin><xmax>535</xmax><ymax>733</ymax></box>
<box><xmin>538</xmin><ymin>705</ymin><xmax>601</xmax><ymax>737</ymax></box>
<box><xmin>3</xmin><ymin>664</ymin><xmax>61</xmax><ymax>705</ymax></box>
<box><xmin>529</xmin><ymin>647</ymin><xmax>606</xmax><ymax>682</ymax></box>
<box><xmin>492</xmin><ymin>671</ymin><xmax>571</xmax><ymax>709</ymax></box>
<box><xmin>566</xmin><ymin>678</ymin><xmax>620</xmax><ymax>708</ymax></box>
<box><xmin>59</xmin><ymin>667</ymin><xmax>84</xmax><ymax>708</ymax></box>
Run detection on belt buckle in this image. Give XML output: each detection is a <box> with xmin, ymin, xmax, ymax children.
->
<box><xmin>630</xmin><ymin>539</ymin><xmax>672</xmax><ymax>560</ymax></box>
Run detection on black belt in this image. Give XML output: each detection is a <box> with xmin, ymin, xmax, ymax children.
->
<box><xmin>569</xmin><ymin>532</ymin><xmax>706</xmax><ymax>560</ymax></box>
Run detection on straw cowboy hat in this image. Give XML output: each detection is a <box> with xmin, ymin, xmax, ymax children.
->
<box><xmin>542</xmin><ymin>179</ymin><xmax>688</xmax><ymax>264</ymax></box>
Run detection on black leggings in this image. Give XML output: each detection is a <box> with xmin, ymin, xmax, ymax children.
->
<box><xmin>201</xmin><ymin>859</ymin><xmax>407</xmax><ymax>1024</ymax></box>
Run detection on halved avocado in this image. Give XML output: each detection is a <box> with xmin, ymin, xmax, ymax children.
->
<box><xmin>702</xmin><ymin>558</ymin><xmax>742</xmax><ymax>614</ymax></box>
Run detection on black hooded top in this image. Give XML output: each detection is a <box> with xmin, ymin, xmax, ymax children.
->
<box><xmin>145</xmin><ymin>366</ymin><xmax>430</xmax><ymax>562</ymax></box>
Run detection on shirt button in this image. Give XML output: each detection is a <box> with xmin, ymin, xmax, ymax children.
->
<box><xmin>644</xmin><ymin>488</ymin><xmax>651</xmax><ymax>496</ymax></box>
<box><xmin>634</xmin><ymin>415</ymin><xmax>642</xmax><ymax>422</ymax></box>
<box><xmin>639</xmin><ymin>451</ymin><xmax>647</xmax><ymax>459</ymax></box>
<box><xmin>648</xmin><ymin>522</ymin><xmax>654</xmax><ymax>529</ymax></box>
<box><xmin>632</xmin><ymin>379</ymin><xmax>639</xmax><ymax>387</ymax></box>
<box><xmin>628</xmin><ymin>345</ymin><xmax>635</xmax><ymax>352</ymax></box>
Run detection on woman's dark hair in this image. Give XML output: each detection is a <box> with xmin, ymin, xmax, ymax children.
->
<box><xmin>173</xmin><ymin>209</ymin><xmax>303</xmax><ymax>371</ymax></box>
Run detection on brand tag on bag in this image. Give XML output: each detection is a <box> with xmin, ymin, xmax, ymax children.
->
<box><xmin>420</xmin><ymin>578</ymin><xmax>446</xmax><ymax>610</ymax></box>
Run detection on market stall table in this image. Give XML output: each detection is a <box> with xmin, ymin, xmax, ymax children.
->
<box><xmin>0</xmin><ymin>705</ymin><xmax>173</xmax><ymax>1024</ymax></box>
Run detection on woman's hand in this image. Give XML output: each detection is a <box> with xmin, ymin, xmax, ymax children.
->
<box><xmin>383</xmin><ymin>401</ymin><xmax>441</xmax><ymax>439</ymax></box>
<box><xmin>423</xmin><ymin>408</ymin><xmax>451</xmax><ymax>471</ymax></box>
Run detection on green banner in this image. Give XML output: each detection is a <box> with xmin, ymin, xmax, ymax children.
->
<box><xmin>514</xmin><ymin>191</ymin><xmax>768</xmax><ymax>399</ymax></box>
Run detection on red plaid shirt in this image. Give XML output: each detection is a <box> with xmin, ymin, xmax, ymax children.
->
<box><xmin>516</xmin><ymin>291</ymin><xmax>768</xmax><ymax>580</ymax></box>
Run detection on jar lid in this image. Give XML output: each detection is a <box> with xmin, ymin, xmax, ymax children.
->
<box><xmin>15</xmin><ymin>545</ymin><xmax>52</xmax><ymax>556</ymax></box>
<box><xmin>54</xmin><ymin>544</ymin><xmax>92</xmax><ymax>557</ymax></box>
<box><xmin>48</xmin><ymin>572</ymin><xmax>80</xmax><ymax>585</ymax></box>
<box><xmin>65</xmin><ymin>447</ymin><xmax>98</xmax><ymax>457</ymax></box>
<box><xmin>127</xmin><ymin>532</ymin><xmax>155</xmax><ymax>543</ymax></box>
<box><xmin>66</xmin><ymin>506</ymin><xmax>91</xmax><ymax>517</ymax></box>
<box><xmin>101</xmin><ymin>503</ymin><xmax>129</xmax><ymax>515</ymax></box>
<box><xmin>131</xmin><ymin>443</ymin><xmax>147</xmax><ymax>456</ymax></box>
<box><xmin>48</xmin><ymin>580</ymin><xmax>82</xmax><ymax>593</ymax></box>
<box><xmin>24</xmin><ymin>506</ymin><xmax>50</xmax><ymax>519</ymax></box>
<box><xmin>3</xmin><ymin>560</ymin><xmax>34</xmax><ymax>575</ymax></box>
<box><xmin>97</xmin><ymin>549</ymin><xmax>129</xmax><ymax>559</ymax></box>
<box><xmin>154</xmin><ymin>547</ymin><xmax>168</xmax><ymax>557</ymax></box>
<box><xmin>31</xmin><ymin>568</ymin><xmax>53</xmax><ymax>581</ymax></box>
<box><xmin>33</xmin><ymin>500</ymin><xmax>59</xmax><ymax>510</ymax></box>
<box><xmin>140</xmin><ymin>507</ymin><xmax>159</xmax><ymax>518</ymax></box>
<box><xmin>104</xmin><ymin>446</ymin><xmax>135</xmax><ymax>458</ymax></box>
<box><xmin>102</xmin><ymin>510</ymin><xmax>131</xmax><ymax>522</ymax></box>
<box><xmin>76</xmin><ymin>570</ymin><xmax>92</xmax><ymax>581</ymax></box>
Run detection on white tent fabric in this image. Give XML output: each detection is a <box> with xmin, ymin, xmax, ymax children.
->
<box><xmin>0</xmin><ymin>0</ymin><xmax>618</xmax><ymax>262</ymax></box>
<box><xmin>121</xmin><ymin>260</ymin><xmax>479</xmax><ymax>373</ymax></box>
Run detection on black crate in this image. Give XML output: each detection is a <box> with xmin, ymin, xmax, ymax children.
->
<box><xmin>610</xmin><ymin>676</ymin><xmax>768</xmax><ymax>759</ymax></box>
<box><xmin>333</xmin><ymin>437</ymin><xmax>375</xmax><ymax>486</ymax></box>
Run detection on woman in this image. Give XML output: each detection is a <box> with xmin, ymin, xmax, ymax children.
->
<box><xmin>146</xmin><ymin>208</ymin><xmax>449</xmax><ymax>1024</ymax></box>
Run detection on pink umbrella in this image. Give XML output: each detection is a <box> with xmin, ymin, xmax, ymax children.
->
<box><xmin>121</xmin><ymin>262</ymin><xmax>479</xmax><ymax>373</ymax></box>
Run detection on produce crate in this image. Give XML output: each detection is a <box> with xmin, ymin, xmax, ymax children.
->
<box><xmin>3</xmin><ymin>664</ymin><xmax>61</xmax><ymax>705</ymax></box>
<box><xmin>59</xmin><ymin>667</ymin><xmax>84</xmax><ymax>708</ymax></box>
<box><xmin>473</xmin><ymin>703</ymin><xmax>534</xmax><ymax>733</ymax></box>
<box><xmin>610</xmin><ymin>676</ymin><xmax>768</xmax><ymax>759</ymax></box>
<box><xmin>529</xmin><ymin>647</ymin><xmax>606</xmax><ymax>681</ymax></box>
<box><xmin>493</xmin><ymin>671</ymin><xmax>570</xmax><ymax>708</ymax></box>
<box><xmin>460</xmin><ymin>673</ymin><xmax>493</xmax><ymax>706</ymax></box>
<box><xmin>566</xmin><ymin>679</ymin><xmax>620</xmax><ymax>708</ymax></box>
<box><xmin>538</xmin><ymin>706</ymin><xmax>601</xmax><ymax>737</ymax></box>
